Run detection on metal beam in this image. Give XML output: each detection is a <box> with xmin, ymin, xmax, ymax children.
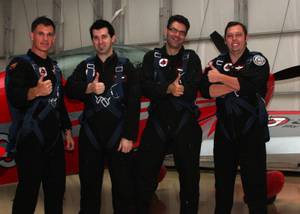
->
<box><xmin>53</xmin><ymin>0</ymin><xmax>64</xmax><ymax>53</ymax></box>
<box><xmin>3</xmin><ymin>0</ymin><xmax>12</xmax><ymax>61</ymax></box>
<box><xmin>93</xmin><ymin>0</ymin><xmax>103</xmax><ymax>21</ymax></box>
<box><xmin>234</xmin><ymin>0</ymin><xmax>248</xmax><ymax>27</ymax></box>
<box><xmin>159</xmin><ymin>0</ymin><xmax>172</xmax><ymax>46</ymax></box>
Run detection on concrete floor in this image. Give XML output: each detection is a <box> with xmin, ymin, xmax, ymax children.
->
<box><xmin>0</xmin><ymin>169</ymin><xmax>299</xmax><ymax>214</ymax></box>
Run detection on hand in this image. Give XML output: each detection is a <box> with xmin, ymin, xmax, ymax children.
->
<box><xmin>64</xmin><ymin>129</ymin><xmax>75</xmax><ymax>151</ymax></box>
<box><xmin>117</xmin><ymin>138</ymin><xmax>133</xmax><ymax>153</ymax></box>
<box><xmin>207</xmin><ymin>62</ymin><xmax>223</xmax><ymax>83</ymax></box>
<box><xmin>36</xmin><ymin>73</ymin><xmax>52</xmax><ymax>96</ymax></box>
<box><xmin>86</xmin><ymin>72</ymin><xmax>105</xmax><ymax>95</ymax></box>
<box><xmin>167</xmin><ymin>73</ymin><xmax>184</xmax><ymax>97</ymax></box>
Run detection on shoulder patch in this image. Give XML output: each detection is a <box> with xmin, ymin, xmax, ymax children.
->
<box><xmin>253</xmin><ymin>55</ymin><xmax>266</xmax><ymax>66</ymax></box>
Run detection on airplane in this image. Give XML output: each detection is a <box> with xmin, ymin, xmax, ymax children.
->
<box><xmin>0</xmin><ymin>37</ymin><xmax>299</xmax><ymax>203</ymax></box>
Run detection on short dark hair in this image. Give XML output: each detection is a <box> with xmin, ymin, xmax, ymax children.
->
<box><xmin>224</xmin><ymin>21</ymin><xmax>248</xmax><ymax>37</ymax></box>
<box><xmin>167</xmin><ymin>14</ymin><xmax>190</xmax><ymax>33</ymax></box>
<box><xmin>31</xmin><ymin>16</ymin><xmax>55</xmax><ymax>32</ymax></box>
<box><xmin>89</xmin><ymin>19</ymin><xmax>115</xmax><ymax>39</ymax></box>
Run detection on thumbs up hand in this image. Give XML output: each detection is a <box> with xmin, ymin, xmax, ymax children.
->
<box><xmin>86</xmin><ymin>72</ymin><xmax>105</xmax><ymax>95</ymax></box>
<box><xmin>167</xmin><ymin>72</ymin><xmax>184</xmax><ymax>97</ymax></box>
<box><xmin>207</xmin><ymin>62</ymin><xmax>222</xmax><ymax>83</ymax></box>
<box><xmin>36</xmin><ymin>73</ymin><xmax>53</xmax><ymax>96</ymax></box>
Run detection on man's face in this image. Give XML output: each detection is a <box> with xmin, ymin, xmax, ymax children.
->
<box><xmin>92</xmin><ymin>27</ymin><xmax>115</xmax><ymax>56</ymax></box>
<box><xmin>225</xmin><ymin>25</ymin><xmax>248</xmax><ymax>55</ymax></box>
<box><xmin>165</xmin><ymin>21</ymin><xmax>187</xmax><ymax>50</ymax></box>
<box><xmin>30</xmin><ymin>24</ymin><xmax>55</xmax><ymax>53</ymax></box>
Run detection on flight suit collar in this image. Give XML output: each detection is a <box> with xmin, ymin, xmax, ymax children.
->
<box><xmin>226</xmin><ymin>48</ymin><xmax>250</xmax><ymax>65</ymax></box>
<box><xmin>161</xmin><ymin>45</ymin><xmax>185</xmax><ymax>58</ymax></box>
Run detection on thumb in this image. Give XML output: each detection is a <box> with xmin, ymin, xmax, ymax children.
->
<box><xmin>38</xmin><ymin>73</ymin><xmax>45</xmax><ymax>82</ymax></box>
<box><xmin>93</xmin><ymin>72</ymin><xmax>99</xmax><ymax>82</ymax></box>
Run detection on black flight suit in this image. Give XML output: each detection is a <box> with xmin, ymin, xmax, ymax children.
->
<box><xmin>6</xmin><ymin>49</ymin><xmax>71</xmax><ymax>214</ymax></box>
<box><xmin>204</xmin><ymin>48</ymin><xmax>270</xmax><ymax>214</ymax></box>
<box><xmin>65</xmin><ymin>52</ymin><xmax>140</xmax><ymax>214</ymax></box>
<box><xmin>136</xmin><ymin>46</ymin><xmax>205</xmax><ymax>214</ymax></box>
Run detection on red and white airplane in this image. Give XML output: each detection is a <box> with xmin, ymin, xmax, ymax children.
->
<box><xmin>0</xmin><ymin>38</ymin><xmax>299</xmax><ymax>202</ymax></box>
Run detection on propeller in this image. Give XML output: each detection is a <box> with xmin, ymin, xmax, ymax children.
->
<box><xmin>272</xmin><ymin>65</ymin><xmax>300</xmax><ymax>81</ymax></box>
<box><xmin>210</xmin><ymin>31</ymin><xmax>228</xmax><ymax>54</ymax></box>
<box><xmin>210</xmin><ymin>31</ymin><xmax>300</xmax><ymax>81</ymax></box>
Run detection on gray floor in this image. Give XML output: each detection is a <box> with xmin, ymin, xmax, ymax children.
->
<box><xmin>0</xmin><ymin>170</ymin><xmax>299</xmax><ymax>214</ymax></box>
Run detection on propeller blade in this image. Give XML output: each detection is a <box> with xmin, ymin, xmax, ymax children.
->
<box><xmin>210</xmin><ymin>31</ymin><xmax>228</xmax><ymax>54</ymax></box>
<box><xmin>273</xmin><ymin>65</ymin><xmax>300</xmax><ymax>81</ymax></box>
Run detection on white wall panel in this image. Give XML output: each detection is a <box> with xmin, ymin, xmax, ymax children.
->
<box><xmin>12</xmin><ymin>0</ymin><xmax>33</xmax><ymax>54</ymax></box>
<box><xmin>63</xmin><ymin>0</ymin><xmax>93</xmax><ymax>50</ymax></box>
<box><xmin>103</xmin><ymin>0</ymin><xmax>113</xmax><ymax>21</ymax></box>
<box><xmin>248</xmin><ymin>0</ymin><xmax>300</xmax><ymax>33</ymax></box>
<box><xmin>36</xmin><ymin>0</ymin><xmax>54</xmax><ymax>17</ymax></box>
<box><xmin>125</xmin><ymin>0</ymin><xmax>159</xmax><ymax>44</ymax></box>
<box><xmin>173</xmin><ymin>0</ymin><xmax>234</xmax><ymax>39</ymax></box>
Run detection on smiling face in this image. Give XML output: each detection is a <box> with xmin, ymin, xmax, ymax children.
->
<box><xmin>92</xmin><ymin>27</ymin><xmax>115</xmax><ymax>59</ymax></box>
<box><xmin>30</xmin><ymin>24</ymin><xmax>55</xmax><ymax>58</ymax></box>
<box><xmin>225</xmin><ymin>24</ymin><xmax>248</xmax><ymax>57</ymax></box>
<box><xmin>165</xmin><ymin>21</ymin><xmax>187</xmax><ymax>53</ymax></box>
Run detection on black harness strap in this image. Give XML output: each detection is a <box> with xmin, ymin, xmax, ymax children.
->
<box><xmin>80</xmin><ymin>56</ymin><xmax>127</xmax><ymax>150</ymax></box>
<box><xmin>6</xmin><ymin>55</ymin><xmax>61</xmax><ymax>153</ymax></box>
<box><xmin>214</xmin><ymin>52</ymin><xmax>269</xmax><ymax>142</ymax></box>
<box><xmin>150</xmin><ymin>48</ymin><xmax>197</xmax><ymax>141</ymax></box>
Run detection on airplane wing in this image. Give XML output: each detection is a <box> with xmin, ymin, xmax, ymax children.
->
<box><xmin>198</xmin><ymin>111</ymin><xmax>300</xmax><ymax>171</ymax></box>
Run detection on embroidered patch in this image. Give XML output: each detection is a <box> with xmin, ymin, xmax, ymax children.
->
<box><xmin>235</xmin><ymin>65</ymin><xmax>244</xmax><ymax>71</ymax></box>
<box><xmin>39</xmin><ymin>67</ymin><xmax>47</xmax><ymax>77</ymax></box>
<box><xmin>216</xmin><ymin>60</ymin><xmax>223</xmax><ymax>66</ymax></box>
<box><xmin>253</xmin><ymin>55</ymin><xmax>266</xmax><ymax>66</ymax></box>
<box><xmin>159</xmin><ymin>58</ymin><xmax>168</xmax><ymax>67</ymax></box>
<box><xmin>223</xmin><ymin>63</ymin><xmax>232</xmax><ymax>72</ymax></box>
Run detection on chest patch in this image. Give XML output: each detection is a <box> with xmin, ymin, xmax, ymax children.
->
<box><xmin>235</xmin><ymin>65</ymin><xmax>244</xmax><ymax>71</ymax></box>
<box><xmin>223</xmin><ymin>63</ymin><xmax>233</xmax><ymax>72</ymax></box>
<box><xmin>159</xmin><ymin>58</ymin><xmax>168</xmax><ymax>67</ymax></box>
<box><xmin>39</xmin><ymin>67</ymin><xmax>47</xmax><ymax>77</ymax></box>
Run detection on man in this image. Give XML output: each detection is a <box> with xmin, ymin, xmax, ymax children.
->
<box><xmin>204</xmin><ymin>21</ymin><xmax>270</xmax><ymax>213</ymax></box>
<box><xmin>65</xmin><ymin>19</ymin><xmax>140</xmax><ymax>214</ymax></box>
<box><xmin>136</xmin><ymin>15</ymin><xmax>205</xmax><ymax>214</ymax></box>
<box><xmin>6</xmin><ymin>16</ymin><xmax>74</xmax><ymax>214</ymax></box>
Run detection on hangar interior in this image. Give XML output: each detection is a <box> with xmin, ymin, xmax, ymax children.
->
<box><xmin>0</xmin><ymin>0</ymin><xmax>300</xmax><ymax>214</ymax></box>
<box><xmin>0</xmin><ymin>0</ymin><xmax>300</xmax><ymax>110</ymax></box>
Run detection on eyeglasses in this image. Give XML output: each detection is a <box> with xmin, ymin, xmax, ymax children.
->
<box><xmin>168</xmin><ymin>27</ymin><xmax>187</xmax><ymax>37</ymax></box>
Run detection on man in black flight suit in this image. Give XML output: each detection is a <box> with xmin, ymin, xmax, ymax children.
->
<box><xmin>6</xmin><ymin>16</ymin><xmax>74</xmax><ymax>214</ymax></box>
<box><xmin>65</xmin><ymin>19</ymin><xmax>140</xmax><ymax>214</ymax></box>
<box><xmin>203</xmin><ymin>21</ymin><xmax>270</xmax><ymax>214</ymax></box>
<box><xmin>135</xmin><ymin>14</ymin><xmax>206</xmax><ymax>214</ymax></box>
